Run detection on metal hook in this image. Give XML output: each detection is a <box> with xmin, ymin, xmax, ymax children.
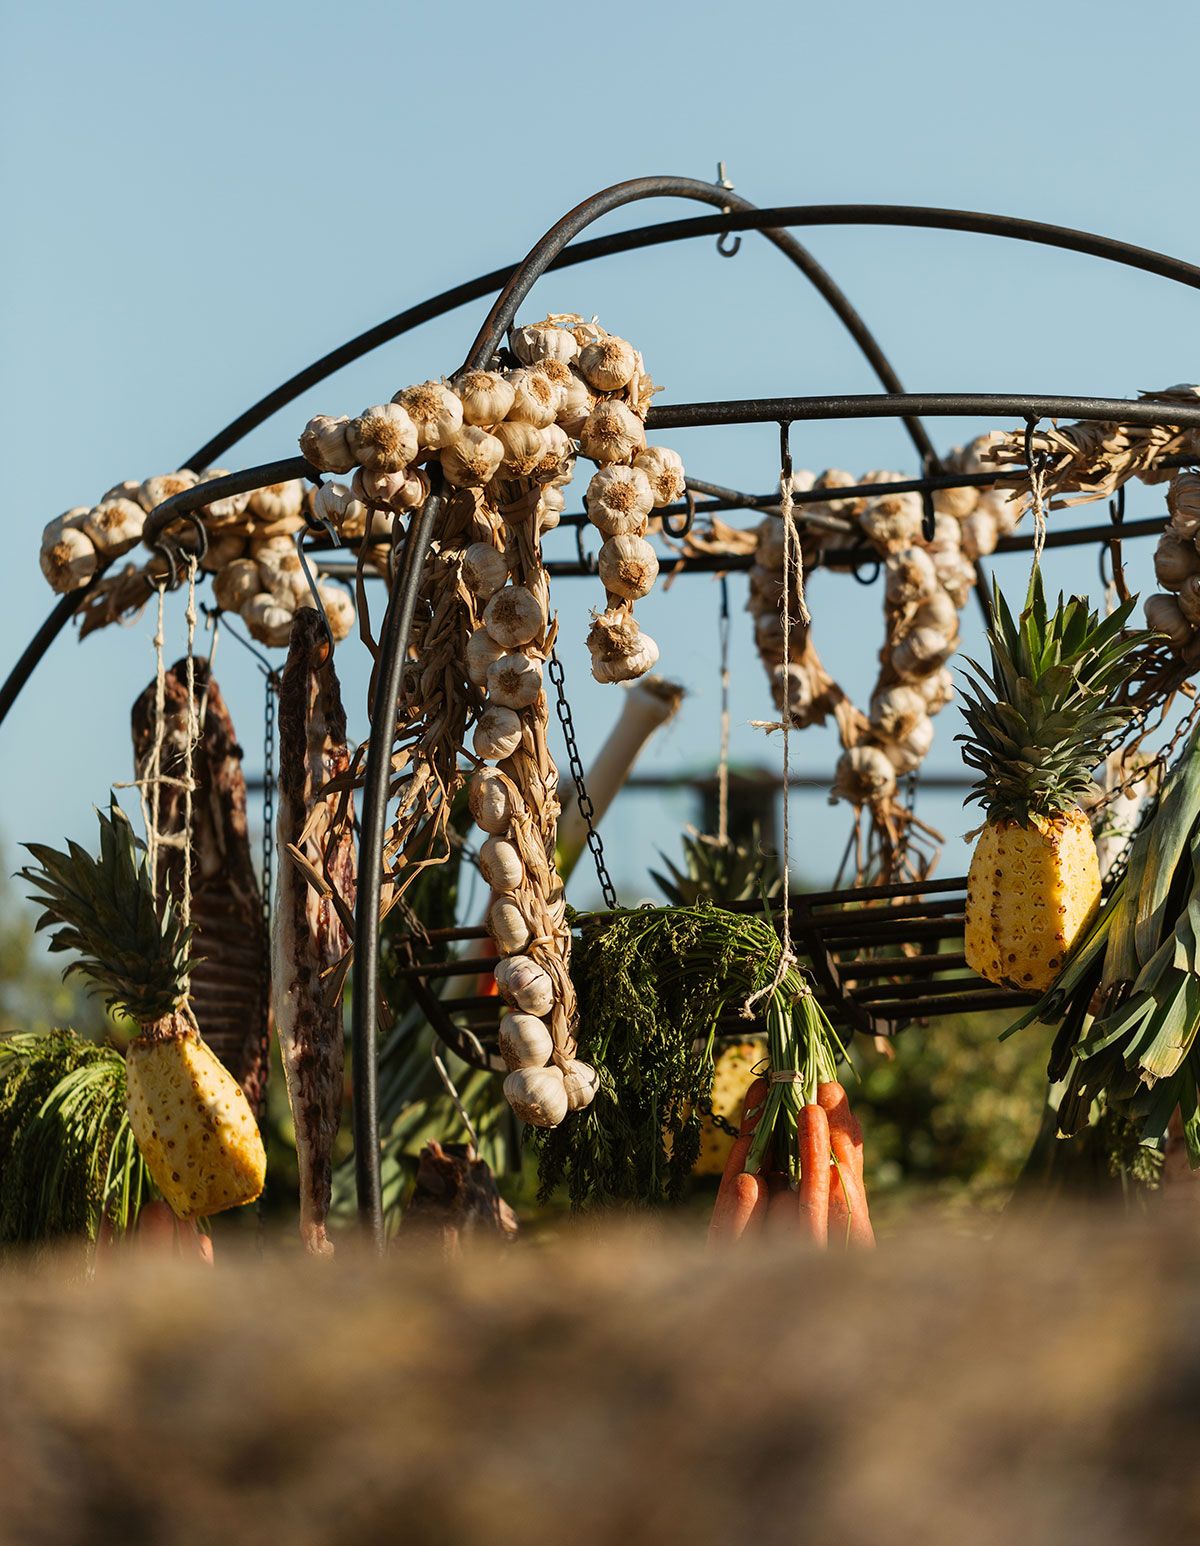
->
<box><xmin>1023</xmin><ymin>413</ymin><xmax>1042</xmax><ymax>479</ymax></box>
<box><xmin>715</xmin><ymin>160</ymin><xmax>741</xmax><ymax>257</ymax></box>
<box><xmin>920</xmin><ymin>452</ymin><xmax>941</xmax><ymax>542</ymax></box>
<box><xmin>149</xmin><ymin>510</ymin><xmax>209</xmax><ymax>590</ymax></box>
<box><xmin>293</xmin><ymin>531</ymin><xmax>335</xmax><ymax>660</ymax></box>
<box><xmin>661</xmin><ymin>486</ymin><xmax>697</xmax><ymax>539</ymax></box>
<box><xmin>1109</xmin><ymin>480</ymin><xmax>1126</xmax><ymax>528</ymax></box>
<box><xmin>851</xmin><ymin>558</ymin><xmax>882</xmax><ymax>587</ymax></box>
<box><xmin>574</xmin><ymin>520</ymin><xmax>599</xmax><ymax>575</ymax></box>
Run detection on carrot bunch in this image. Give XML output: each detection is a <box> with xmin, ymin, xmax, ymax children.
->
<box><xmin>707</xmin><ymin>1078</ymin><xmax>874</xmax><ymax>1249</ymax></box>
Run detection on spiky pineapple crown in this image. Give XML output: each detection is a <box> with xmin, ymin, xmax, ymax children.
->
<box><xmin>957</xmin><ymin>567</ymin><xmax>1147</xmax><ymax>825</ymax></box>
<box><xmin>19</xmin><ymin>801</ymin><xmax>193</xmax><ymax>1026</ymax></box>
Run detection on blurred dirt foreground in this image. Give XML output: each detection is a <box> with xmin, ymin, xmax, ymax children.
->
<box><xmin>1</xmin><ymin>1214</ymin><xmax>1197</xmax><ymax>1546</ymax></box>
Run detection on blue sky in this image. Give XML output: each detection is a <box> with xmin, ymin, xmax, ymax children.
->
<box><xmin>3</xmin><ymin>0</ymin><xmax>1200</xmax><ymax>907</ymax></box>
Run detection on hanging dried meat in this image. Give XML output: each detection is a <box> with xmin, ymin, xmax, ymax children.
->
<box><xmin>131</xmin><ymin>662</ymin><xmax>269</xmax><ymax>1114</ymax></box>
<box><xmin>272</xmin><ymin>607</ymin><xmax>356</xmax><ymax>1256</ymax></box>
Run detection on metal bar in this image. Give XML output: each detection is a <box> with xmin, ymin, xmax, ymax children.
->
<box><xmin>840</xmin><ymin>953</ymin><xmax>968</xmax><ymax>978</ymax></box>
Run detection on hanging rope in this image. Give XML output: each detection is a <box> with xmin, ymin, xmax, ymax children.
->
<box><xmin>1025</xmin><ymin>418</ymin><xmax>1049</xmax><ymax>565</ymax></box>
<box><xmin>744</xmin><ymin>424</ymin><xmax>804</xmax><ymax>1017</ymax></box>
<box><xmin>717</xmin><ymin>575</ymin><xmax>731</xmax><ymax>846</ymax></box>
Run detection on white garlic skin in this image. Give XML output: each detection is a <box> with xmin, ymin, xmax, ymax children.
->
<box><xmin>510</xmin><ymin>321</ymin><xmax>579</xmax><ymax>367</ymax></box>
<box><xmin>139</xmin><ymin>470</ymin><xmax>198</xmax><ymax>513</ymax></box>
<box><xmin>455</xmin><ymin>370</ymin><xmax>515</xmax><ymax>427</ymax></box>
<box><xmin>884</xmin><ymin>547</ymin><xmax>939</xmax><ymax>607</ymax></box>
<box><xmin>1155</xmin><ymin>533</ymin><xmax>1200</xmax><ymax>591</ymax></box>
<box><xmin>248</xmin><ymin>480</ymin><xmax>306</xmax><ymax>525</ymax></box>
<box><xmin>579</xmin><ymin>400</ymin><xmax>646</xmax><ymax>465</ymax></box>
<box><xmin>884</xmin><ymin>715</ymin><xmax>935</xmax><ymax>774</ymax></box>
<box><xmin>347</xmin><ymin>404</ymin><xmax>418</xmax><ymax>472</ymax></box>
<box><xmin>586</xmin><ymin>465</ymin><xmax>654</xmax><ymax>538</ymax></box>
<box><xmin>578</xmin><ymin>335</ymin><xmax>637</xmax><ymax>392</ymax></box>
<box><xmin>892</xmin><ymin>626</ymin><xmax>956</xmax><ymax>680</ymax></box>
<box><xmin>498</xmin><ymin>1013</ymin><xmax>554</xmax><ymax>1073</ymax></box>
<box><xmin>493</xmin><ymin>954</ymin><xmax>555</xmax><ymax>1016</ymax></box>
<box><xmin>461</xmin><ymin>543</ymin><xmax>508</xmax><ymax>600</ymax></box>
<box><xmin>255</xmin><ymin>547</ymin><xmax>309</xmax><ymax>607</ymax></box>
<box><xmin>959</xmin><ymin>509</ymin><xmax>999</xmax><ymax>560</ymax></box>
<box><xmin>201</xmin><ymin>532</ymin><xmax>247</xmax><ymax>573</ymax></box>
<box><xmin>483</xmin><ymin>586</ymin><xmax>544</xmax><ymax>649</ymax></box>
<box><xmin>241</xmin><ymin>592</ymin><xmax>295</xmax><ymax>648</ymax></box>
<box><xmin>634</xmin><ymin>446</ymin><xmax>686</xmax><ymax>508</ymax></box>
<box><xmin>1179</xmin><ymin>575</ymin><xmax>1200</xmax><ymax>627</ymax></box>
<box><xmin>563</xmin><ymin>1060</ymin><xmax>600</xmax><ymax>1111</ymax></box>
<box><xmin>503</xmin><ymin>1066</ymin><xmax>568</xmax><ymax>1128</ymax></box>
<box><xmin>587</xmin><ymin>609</ymin><xmax>660</xmax><ymax>684</ymax></box>
<box><xmin>486</xmin><ymin>652</ymin><xmax>543</xmax><ymax>710</ymax></box>
<box><xmin>493</xmin><ymin>419</ymin><xmax>548</xmax><ymax>478</ymax></box>
<box><xmin>39</xmin><ymin>524</ymin><xmax>98</xmax><ymax>592</ymax></box>
<box><xmin>505</xmin><ymin>368</ymin><xmax>562</xmax><ymax>429</ymax></box>
<box><xmin>300</xmin><ymin>414</ymin><xmax>357</xmax><ymax>475</ymax></box>
<box><xmin>213</xmin><ymin>557</ymin><xmax>262</xmax><ymax>612</ymax></box>
<box><xmin>312</xmin><ymin>481</ymin><xmax>366</xmax><ymax>534</ymax></box>
<box><xmin>82</xmin><ymin>498</ymin><xmax>144</xmax><ymax>558</ymax></box>
<box><xmin>918</xmin><ymin>666</ymin><xmax>956</xmax><ymax>714</ymax></box>
<box><xmin>870</xmin><ymin>685</ymin><xmax>927</xmax><ymax>742</ymax></box>
<box><xmin>833</xmin><ymin>745</ymin><xmax>897</xmax><ymax>805</ymax></box>
<box><xmin>598</xmin><ymin>535</ymin><xmax>659</xmax><ymax>601</ymax></box>
<box><xmin>556</xmin><ymin>371</ymin><xmax>596</xmax><ymax>436</ymax></box>
<box><xmin>318</xmin><ymin>584</ymin><xmax>355</xmax><ymax>643</ymax></box>
<box><xmin>391</xmin><ymin>380</ymin><xmax>463</xmax><ymax>450</ymax></box>
<box><xmin>466</xmin><ymin>626</ymin><xmax>507</xmax><ymax>689</ymax></box>
<box><xmin>473</xmin><ymin>705</ymin><xmax>523</xmax><ymax>761</ymax></box>
<box><xmin>1145</xmin><ymin>591</ymin><xmax>1193</xmax><ymax>646</ymax></box>
<box><xmin>478</xmin><ymin>837</ymin><xmax>525</xmax><ymax>893</ymax></box>
<box><xmin>440</xmin><ymin>425</ymin><xmax>505</xmax><ymax>488</ymax></box>
<box><xmin>911</xmin><ymin>589</ymin><xmax>959</xmax><ymax>637</ymax></box>
<box><xmin>932</xmin><ymin>483</ymin><xmax>980</xmax><ymax>520</ymax></box>
<box><xmin>469</xmin><ymin>768</ymin><xmax>516</xmax><ymax>834</ymax></box>
<box><xmin>488</xmin><ymin>896</ymin><xmax>531</xmax><ymax>955</ymax></box>
<box><xmin>591</xmin><ymin>632</ymin><xmax>659</xmax><ymax>684</ymax></box>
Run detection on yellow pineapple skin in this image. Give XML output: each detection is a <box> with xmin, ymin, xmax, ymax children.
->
<box><xmin>693</xmin><ymin>1039</ymin><xmax>765</xmax><ymax>1176</ymax></box>
<box><xmin>965</xmin><ymin>808</ymin><xmax>1100</xmax><ymax>991</ymax></box>
<box><xmin>126</xmin><ymin>1018</ymin><xmax>266</xmax><ymax>1220</ymax></box>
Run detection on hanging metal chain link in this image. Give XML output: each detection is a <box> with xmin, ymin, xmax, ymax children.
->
<box><xmin>261</xmin><ymin>670</ymin><xmax>277</xmax><ymax>936</ymax></box>
<box><xmin>547</xmin><ymin>648</ymin><xmax>617</xmax><ymax>909</ymax></box>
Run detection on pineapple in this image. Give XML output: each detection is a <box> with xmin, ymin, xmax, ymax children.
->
<box><xmin>958</xmin><ymin>569</ymin><xmax>1145</xmax><ymax>990</ymax></box>
<box><xmin>20</xmin><ymin>803</ymin><xmax>265</xmax><ymax>1219</ymax></box>
<box><xmin>693</xmin><ymin>1039</ymin><xmax>765</xmax><ymax>1176</ymax></box>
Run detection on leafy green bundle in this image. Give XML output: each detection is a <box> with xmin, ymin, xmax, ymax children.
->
<box><xmin>536</xmin><ymin>902</ymin><xmax>842</xmax><ymax>1209</ymax></box>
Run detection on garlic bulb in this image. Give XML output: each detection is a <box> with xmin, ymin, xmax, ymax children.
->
<box><xmin>535</xmin><ymin>423</ymin><xmax>573</xmax><ymax>480</ymax></box>
<box><xmin>556</xmin><ymin>371</ymin><xmax>596</xmax><ymax>436</ymax></box>
<box><xmin>473</xmin><ymin>705</ymin><xmax>523</xmax><ymax>761</ymax></box>
<box><xmin>347</xmin><ymin>403</ymin><xmax>418</xmax><ymax>472</ymax></box>
<box><xmin>461</xmin><ymin>543</ymin><xmax>508</xmax><ymax>600</ymax></box>
<box><xmin>1155</xmin><ymin>533</ymin><xmax>1200</xmax><ymax>591</ymax></box>
<box><xmin>82</xmin><ymin>498</ymin><xmax>144</xmax><ymax>557</ymax></box>
<box><xmin>354</xmin><ymin>468</ymin><xmax>412</xmax><ymax>509</ymax></box>
<box><xmin>870</xmin><ymin>684</ymin><xmax>927</xmax><ymax>741</ymax></box>
<box><xmin>483</xmin><ymin>586</ymin><xmax>543</xmax><ymax>649</ymax></box>
<box><xmin>469</xmin><ymin>768</ymin><xmax>517</xmax><ymax>833</ymax></box>
<box><xmin>248</xmin><ymin>480</ymin><xmax>305</xmax><ymax>525</ymax></box>
<box><xmin>959</xmin><ymin>431</ymin><xmax>1007</xmax><ymax>476</ymax></box>
<box><xmin>579</xmin><ymin>401</ymin><xmax>646</xmax><ymax>464</ymax></box>
<box><xmin>960</xmin><ymin>508</ymin><xmax>999</xmax><ymax>560</ymax></box>
<box><xmin>598</xmin><ymin>534</ymin><xmax>658</xmax><ymax>601</ymax></box>
<box><xmin>466</xmin><ymin>626</ymin><xmax>507</xmax><ymax>688</ymax></box>
<box><xmin>488</xmin><ymin>896</ymin><xmax>531</xmax><ymax>954</ymax></box>
<box><xmin>318</xmin><ymin>584</ymin><xmax>355</xmax><ymax>643</ymax></box>
<box><xmin>833</xmin><ymin>746</ymin><xmax>897</xmax><ymax>805</ymax></box>
<box><xmin>892</xmin><ymin>626</ymin><xmax>955</xmax><ymax>679</ymax></box>
<box><xmin>772</xmin><ymin>663</ymin><xmax>816</xmax><ymax>722</ymax></box>
<box><xmin>1169</xmin><ymin>471</ymin><xmax>1200</xmax><ymax>533</ymax></box>
<box><xmin>884</xmin><ymin>715</ymin><xmax>935</xmax><ymax>774</ymax></box>
<box><xmin>503</xmin><ymin>1066</ymin><xmax>568</xmax><ymax>1128</ymax></box>
<box><xmin>391</xmin><ymin>381</ymin><xmax>463</xmax><ymax>450</ymax></box>
<box><xmin>925</xmin><ymin>512</ymin><xmax>963</xmax><ymax>554</ymax></box>
<box><xmin>563</xmin><ymin>1060</ymin><xmax>599</xmax><ymax>1112</ymax></box>
<box><xmin>493</xmin><ymin>420</ymin><xmax>548</xmax><ymax>478</ymax></box>
<box><xmin>256</xmin><ymin>546</ymin><xmax>308</xmax><ymax>606</ymax></box>
<box><xmin>201</xmin><ymin>533</ymin><xmax>247</xmax><ymax>573</ymax></box>
<box><xmin>1179</xmin><ymin>576</ymin><xmax>1200</xmax><ymax>627</ymax></box>
<box><xmin>140</xmin><ymin>470</ymin><xmax>198</xmax><ymax>513</ymax></box>
<box><xmin>486</xmin><ymin>652</ymin><xmax>543</xmax><ymax>710</ymax></box>
<box><xmin>440</xmin><ymin>426</ymin><xmax>504</xmax><ymax>488</ymax></box>
<box><xmin>860</xmin><ymin>493</ymin><xmax>924</xmax><ymax>553</ymax></box>
<box><xmin>101</xmin><ymin>480</ymin><xmax>143</xmax><ymax>508</ymax></box>
<box><xmin>505</xmin><ymin>368</ymin><xmax>562</xmax><ymax>429</ymax></box>
<box><xmin>932</xmin><ymin>550</ymin><xmax>977</xmax><ymax>608</ymax></box>
<box><xmin>1145</xmin><ymin>591</ymin><xmax>1192</xmax><ymax>647</ymax></box>
<box><xmin>918</xmin><ymin>666</ymin><xmax>955</xmax><ymax>713</ymax></box>
<box><xmin>493</xmin><ymin>954</ymin><xmax>554</xmax><ymax>1016</ymax></box>
<box><xmin>755</xmin><ymin>517</ymin><xmax>787</xmax><ymax>571</ymax></box>
<box><xmin>586</xmin><ymin>465</ymin><xmax>654</xmax><ymax>537</ymax></box>
<box><xmin>478</xmin><ymin>837</ymin><xmax>525</xmax><ymax>893</ymax></box>
<box><xmin>587</xmin><ymin>609</ymin><xmax>659</xmax><ymax>683</ymax></box>
<box><xmin>537</xmin><ymin>485</ymin><xmax>566</xmax><ymax>533</ymax></box>
<box><xmin>40</xmin><ymin>524</ymin><xmax>98</xmax><ymax>592</ymax></box>
<box><xmin>577</xmin><ymin>335</ymin><xmax>637</xmax><ymax>392</ymax></box>
<box><xmin>300</xmin><ymin>414</ymin><xmax>357</xmax><ymax>475</ymax></box>
<box><xmin>241</xmin><ymin>593</ymin><xmax>295</xmax><ymax>648</ymax></box>
<box><xmin>455</xmin><ymin>370</ymin><xmax>515</xmax><ymax>427</ymax></box>
<box><xmin>912</xmin><ymin>589</ymin><xmax>958</xmax><ymax>636</ymax></box>
<box><xmin>510</xmin><ymin>320</ymin><xmax>579</xmax><ymax>367</ymax></box>
<box><xmin>197</xmin><ymin>470</ymin><xmax>252</xmax><ymax>526</ymax></box>
<box><xmin>884</xmin><ymin>547</ymin><xmax>938</xmax><ymax>608</ymax></box>
<box><xmin>977</xmin><ymin>487</ymin><xmax>1023</xmax><ymax>535</ymax></box>
<box><xmin>932</xmin><ymin>483</ymin><xmax>980</xmax><ymax>519</ymax></box>
<box><xmin>213</xmin><ymin>557</ymin><xmax>262</xmax><ymax>612</ymax></box>
<box><xmin>498</xmin><ymin>1013</ymin><xmax>554</xmax><ymax>1072</ymax></box>
<box><xmin>634</xmin><ymin>446</ymin><xmax>686</xmax><ymax>507</ymax></box>
<box><xmin>312</xmin><ymin>481</ymin><xmax>366</xmax><ymax>533</ymax></box>
<box><xmin>390</xmin><ymin>466</ymin><xmax>432</xmax><ymax>511</ymax></box>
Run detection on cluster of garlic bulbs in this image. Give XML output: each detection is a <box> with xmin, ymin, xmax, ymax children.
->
<box><xmin>37</xmin><ymin>468</ymin><xmax>356</xmax><ymax>649</ymax></box>
<box><xmin>1144</xmin><ymin>471</ymin><xmax>1200</xmax><ymax>653</ymax></box>
<box><xmin>300</xmin><ymin>314</ymin><xmax>683</xmax><ymax>686</ymax></box>
<box><xmin>747</xmin><ymin>435</ymin><xmax>1024</xmax><ymax>804</ymax></box>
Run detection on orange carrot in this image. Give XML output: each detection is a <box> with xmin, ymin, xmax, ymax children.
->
<box><xmin>818</xmin><ymin>1081</ymin><xmax>874</xmax><ymax>1247</ymax></box>
<box><xmin>715</xmin><ymin>1077</ymin><xmax>768</xmax><ymax>1190</ymax></box>
<box><xmin>708</xmin><ymin>1171</ymin><xmax>767</xmax><ymax>1246</ymax></box>
<box><xmin>766</xmin><ymin>1174</ymin><xmax>798</xmax><ymax>1236</ymax></box>
<box><xmin>797</xmin><ymin>1103</ymin><xmax>830</xmax><ymax>1246</ymax></box>
<box><xmin>827</xmin><ymin>1163</ymin><xmax>851</xmax><ymax>1244</ymax></box>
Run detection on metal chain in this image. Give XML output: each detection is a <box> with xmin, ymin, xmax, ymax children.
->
<box><xmin>697</xmin><ymin>1097</ymin><xmax>740</xmax><ymax>1139</ymax></box>
<box><xmin>547</xmin><ymin>648</ymin><xmax>617</xmax><ymax>909</ymax></box>
<box><xmin>262</xmin><ymin>670</ymin><xmax>277</xmax><ymax>937</ymax></box>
